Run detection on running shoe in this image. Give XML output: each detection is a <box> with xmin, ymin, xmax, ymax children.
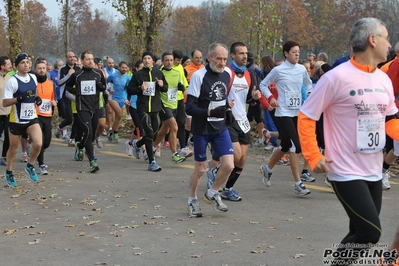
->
<box><xmin>264</xmin><ymin>142</ymin><xmax>275</xmax><ymax>151</ymax></box>
<box><xmin>294</xmin><ymin>182</ymin><xmax>311</xmax><ymax>196</ymax></box>
<box><xmin>221</xmin><ymin>188</ymin><xmax>242</xmax><ymax>201</ymax></box>
<box><xmin>107</xmin><ymin>130</ymin><xmax>113</xmax><ymax>141</ymax></box>
<box><xmin>5</xmin><ymin>171</ymin><xmax>17</xmax><ymax>187</ymax></box>
<box><xmin>143</xmin><ymin>150</ymin><xmax>148</xmax><ymax>160</ymax></box>
<box><xmin>101</xmin><ymin>129</ymin><xmax>107</xmax><ymax>136</ymax></box>
<box><xmin>74</xmin><ymin>142</ymin><xmax>84</xmax><ymax>161</ymax></box>
<box><xmin>324</xmin><ymin>177</ymin><xmax>332</xmax><ymax>188</ymax></box>
<box><xmin>277</xmin><ymin>155</ymin><xmax>289</xmax><ymax>165</ymax></box>
<box><xmin>172</xmin><ymin>153</ymin><xmax>186</xmax><ymax>164</ymax></box>
<box><xmin>90</xmin><ymin>160</ymin><xmax>100</xmax><ymax>173</ymax></box>
<box><xmin>112</xmin><ymin>133</ymin><xmax>119</xmax><ymax>143</ymax></box>
<box><xmin>300</xmin><ymin>172</ymin><xmax>315</xmax><ymax>182</ymax></box>
<box><xmin>68</xmin><ymin>139</ymin><xmax>75</xmax><ymax>147</ymax></box>
<box><xmin>203</xmin><ymin>190</ymin><xmax>228</xmax><ymax>212</ymax></box>
<box><xmin>55</xmin><ymin>126</ymin><xmax>61</xmax><ymax>138</ymax></box>
<box><xmin>39</xmin><ymin>164</ymin><xmax>48</xmax><ymax>175</ymax></box>
<box><xmin>187</xmin><ymin>198</ymin><xmax>203</xmax><ymax>218</ymax></box>
<box><xmin>148</xmin><ymin>160</ymin><xmax>162</xmax><ymax>172</ymax></box>
<box><xmin>154</xmin><ymin>149</ymin><xmax>161</xmax><ymax>158</ymax></box>
<box><xmin>382</xmin><ymin>170</ymin><xmax>391</xmax><ymax>190</ymax></box>
<box><xmin>20</xmin><ymin>154</ymin><xmax>28</xmax><ymax>163</ymax></box>
<box><xmin>0</xmin><ymin>157</ymin><xmax>7</xmax><ymax>166</ymax></box>
<box><xmin>62</xmin><ymin>134</ymin><xmax>70</xmax><ymax>142</ymax></box>
<box><xmin>25</xmin><ymin>164</ymin><xmax>38</xmax><ymax>182</ymax></box>
<box><xmin>132</xmin><ymin>139</ymin><xmax>141</xmax><ymax>159</ymax></box>
<box><xmin>125</xmin><ymin>141</ymin><xmax>133</xmax><ymax>156</ymax></box>
<box><xmin>95</xmin><ymin>137</ymin><xmax>103</xmax><ymax>148</ymax></box>
<box><xmin>252</xmin><ymin>138</ymin><xmax>264</xmax><ymax>147</ymax></box>
<box><xmin>260</xmin><ymin>164</ymin><xmax>272</xmax><ymax>187</ymax></box>
<box><xmin>180</xmin><ymin>146</ymin><xmax>194</xmax><ymax>158</ymax></box>
<box><xmin>163</xmin><ymin>141</ymin><xmax>170</xmax><ymax>148</ymax></box>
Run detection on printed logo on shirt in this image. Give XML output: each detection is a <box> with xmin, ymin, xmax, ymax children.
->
<box><xmin>354</xmin><ymin>100</ymin><xmax>387</xmax><ymax>115</ymax></box>
<box><xmin>350</xmin><ymin>90</ymin><xmax>356</xmax><ymax>96</ymax></box>
<box><xmin>357</xmin><ymin>89</ymin><xmax>364</xmax><ymax>95</ymax></box>
<box><xmin>375</xmin><ymin>88</ymin><xmax>387</xmax><ymax>94</ymax></box>
<box><xmin>209</xmin><ymin>81</ymin><xmax>227</xmax><ymax>100</ymax></box>
<box><xmin>364</xmin><ymin>88</ymin><xmax>373</xmax><ymax>93</ymax></box>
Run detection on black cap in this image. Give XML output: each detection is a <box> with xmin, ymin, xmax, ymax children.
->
<box><xmin>15</xmin><ymin>53</ymin><xmax>29</xmax><ymax>67</ymax></box>
<box><xmin>321</xmin><ymin>64</ymin><xmax>331</xmax><ymax>73</ymax></box>
<box><xmin>142</xmin><ymin>51</ymin><xmax>154</xmax><ymax>60</ymax></box>
<box><xmin>247</xmin><ymin>52</ymin><xmax>255</xmax><ymax>65</ymax></box>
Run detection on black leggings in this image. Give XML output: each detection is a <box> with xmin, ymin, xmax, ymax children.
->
<box><xmin>129</xmin><ymin>106</ymin><xmax>142</xmax><ymax>137</ymax></box>
<box><xmin>37</xmin><ymin>116</ymin><xmax>52</xmax><ymax>165</ymax></box>
<box><xmin>0</xmin><ymin>115</ymin><xmax>9</xmax><ymax>158</ymax></box>
<box><xmin>274</xmin><ymin>116</ymin><xmax>301</xmax><ymax>153</ymax></box>
<box><xmin>330</xmin><ymin>179</ymin><xmax>382</xmax><ymax>265</ymax></box>
<box><xmin>77</xmin><ymin>110</ymin><xmax>99</xmax><ymax>161</ymax></box>
<box><xmin>176</xmin><ymin>99</ymin><xmax>186</xmax><ymax>148</ymax></box>
<box><xmin>59</xmin><ymin>97</ymin><xmax>73</xmax><ymax>129</ymax></box>
<box><xmin>137</xmin><ymin>111</ymin><xmax>160</xmax><ymax>163</ymax></box>
<box><xmin>70</xmin><ymin>113</ymin><xmax>83</xmax><ymax>142</ymax></box>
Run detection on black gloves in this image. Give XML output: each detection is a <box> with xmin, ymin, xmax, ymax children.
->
<box><xmin>209</xmin><ymin>106</ymin><xmax>226</xmax><ymax>118</ymax></box>
<box><xmin>17</xmin><ymin>92</ymin><xmax>31</xmax><ymax>103</ymax></box>
<box><xmin>226</xmin><ymin>110</ymin><xmax>234</xmax><ymax>124</ymax></box>
<box><xmin>96</xmin><ymin>82</ymin><xmax>105</xmax><ymax>92</ymax></box>
<box><xmin>177</xmin><ymin>82</ymin><xmax>185</xmax><ymax>91</ymax></box>
<box><xmin>35</xmin><ymin>96</ymin><xmax>42</xmax><ymax>106</ymax></box>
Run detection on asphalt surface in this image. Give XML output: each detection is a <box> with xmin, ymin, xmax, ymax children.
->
<box><xmin>1</xmin><ymin>137</ymin><xmax>398</xmax><ymax>266</ymax></box>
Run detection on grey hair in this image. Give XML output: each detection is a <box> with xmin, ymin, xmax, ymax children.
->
<box><xmin>208</xmin><ymin>43</ymin><xmax>228</xmax><ymax>56</ymax></box>
<box><xmin>350</xmin><ymin>17</ymin><xmax>385</xmax><ymax>53</ymax></box>
<box><xmin>53</xmin><ymin>59</ymin><xmax>63</xmax><ymax>69</ymax></box>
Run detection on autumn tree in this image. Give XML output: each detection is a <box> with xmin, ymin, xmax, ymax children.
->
<box><xmin>162</xmin><ymin>6</ymin><xmax>208</xmax><ymax>55</ymax></box>
<box><xmin>21</xmin><ymin>0</ymin><xmax>57</xmax><ymax>57</ymax></box>
<box><xmin>0</xmin><ymin>11</ymin><xmax>9</xmax><ymax>56</ymax></box>
<box><xmin>4</xmin><ymin>0</ymin><xmax>22</xmax><ymax>59</ymax></box>
<box><xmin>107</xmin><ymin>0</ymin><xmax>172</xmax><ymax>62</ymax></box>
<box><xmin>56</xmin><ymin>0</ymin><xmax>73</xmax><ymax>55</ymax></box>
<box><xmin>200</xmin><ymin>0</ymin><xmax>228</xmax><ymax>44</ymax></box>
<box><xmin>222</xmin><ymin>0</ymin><xmax>282</xmax><ymax>60</ymax></box>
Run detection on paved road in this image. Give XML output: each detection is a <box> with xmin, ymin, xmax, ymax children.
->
<box><xmin>1</xmin><ymin>138</ymin><xmax>398</xmax><ymax>266</ymax></box>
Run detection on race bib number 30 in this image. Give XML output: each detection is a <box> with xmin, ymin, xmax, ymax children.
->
<box><xmin>39</xmin><ymin>99</ymin><xmax>52</xmax><ymax>114</ymax></box>
<box><xmin>20</xmin><ymin>103</ymin><xmax>35</xmax><ymax>120</ymax></box>
<box><xmin>285</xmin><ymin>91</ymin><xmax>301</xmax><ymax>109</ymax></box>
<box><xmin>81</xmin><ymin>80</ymin><xmax>96</xmax><ymax>95</ymax></box>
<box><xmin>357</xmin><ymin>117</ymin><xmax>385</xmax><ymax>153</ymax></box>
<box><xmin>143</xmin><ymin>82</ymin><xmax>156</xmax><ymax>96</ymax></box>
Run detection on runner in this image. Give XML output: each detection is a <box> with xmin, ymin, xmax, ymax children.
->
<box><xmin>3</xmin><ymin>53</ymin><xmax>43</xmax><ymax>187</ymax></box>
<box><xmin>126</xmin><ymin>51</ymin><xmax>168</xmax><ymax>172</ymax></box>
<box><xmin>298</xmin><ymin>17</ymin><xmax>399</xmax><ymax>265</ymax></box>
<box><xmin>185</xmin><ymin>43</ymin><xmax>234</xmax><ymax>217</ymax></box>
<box><xmin>258</xmin><ymin>40</ymin><xmax>313</xmax><ymax>196</ymax></box>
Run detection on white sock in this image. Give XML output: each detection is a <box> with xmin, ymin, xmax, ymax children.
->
<box><xmin>188</xmin><ymin>197</ymin><xmax>197</xmax><ymax>204</ymax></box>
<box><xmin>207</xmin><ymin>188</ymin><xmax>218</xmax><ymax>197</ymax></box>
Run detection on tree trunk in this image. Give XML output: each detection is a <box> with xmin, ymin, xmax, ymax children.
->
<box><xmin>6</xmin><ymin>0</ymin><xmax>22</xmax><ymax>60</ymax></box>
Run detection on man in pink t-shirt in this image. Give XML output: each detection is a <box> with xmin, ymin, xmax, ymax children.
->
<box><xmin>298</xmin><ymin>18</ymin><xmax>399</xmax><ymax>265</ymax></box>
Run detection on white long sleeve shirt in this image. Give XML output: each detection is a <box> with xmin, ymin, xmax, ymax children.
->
<box><xmin>260</xmin><ymin>60</ymin><xmax>312</xmax><ymax>117</ymax></box>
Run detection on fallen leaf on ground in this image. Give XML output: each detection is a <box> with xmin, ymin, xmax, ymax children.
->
<box><xmin>294</xmin><ymin>253</ymin><xmax>306</xmax><ymax>258</ymax></box>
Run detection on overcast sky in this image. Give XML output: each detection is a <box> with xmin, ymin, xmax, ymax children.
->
<box><xmin>22</xmin><ymin>0</ymin><xmax>229</xmax><ymax>20</ymax></box>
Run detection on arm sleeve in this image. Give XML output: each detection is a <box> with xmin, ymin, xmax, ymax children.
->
<box><xmin>58</xmin><ymin>72</ymin><xmax>71</xmax><ymax>86</ymax></box>
<box><xmin>126</xmin><ymin>74</ymin><xmax>142</xmax><ymax>95</ymax></box>
<box><xmin>158</xmin><ymin>72</ymin><xmax>168</xmax><ymax>92</ymax></box>
<box><xmin>185</xmin><ymin>94</ymin><xmax>208</xmax><ymax>118</ymax></box>
<box><xmin>65</xmin><ymin>73</ymin><xmax>77</xmax><ymax>94</ymax></box>
<box><xmin>259</xmin><ymin>68</ymin><xmax>277</xmax><ymax>100</ymax></box>
<box><xmin>298</xmin><ymin>111</ymin><xmax>324</xmax><ymax>170</ymax></box>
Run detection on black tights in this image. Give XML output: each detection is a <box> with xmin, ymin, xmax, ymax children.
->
<box><xmin>77</xmin><ymin>110</ymin><xmax>99</xmax><ymax>161</ymax></box>
<box><xmin>137</xmin><ymin>112</ymin><xmax>159</xmax><ymax>163</ymax></box>
<box><xmin>330</xmin><ymin>179</ymin><xmax>382</xmax><ymax>265</ymax></box>
<box><xmin>37</xmin><ymin>116</ymin><xmax>52</xmax><ymax>165</ymax></box>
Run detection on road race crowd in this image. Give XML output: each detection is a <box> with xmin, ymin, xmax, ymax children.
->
<box><xmin>1</xmin><ymin>17</ymin><xmax>399</xmax><ymax>266</ymax></box>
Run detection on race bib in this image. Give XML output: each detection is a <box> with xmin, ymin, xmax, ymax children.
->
<box><xmin>20</xmin><ymin>103</ymin><xmax>35</xmax><ymax>120</ymax></box>
<box><xmin>285</xmin><ymin>91</ymin><xmax>301</xmax><ymax>109</ymax></box>
<box><xmin>143</xmin><ymin>82</ymin><xmax>156</xmax><ymax>96</ymax></box>
<box><xmin>237</xmin><ymin>117</ymin><xmax>250</xmax><ymax>133</ymax></box>
<box><xmin>167</xmin><ymin>88</ymin><xmax>178</xmax><ymax>102</ymax></box>
<box><xmin>81</xmin><ymin>80</ymin><xmax>96</xmax><ymax>95</ymax></box>
<box><xmin>356</xmin><ymin>117</ymin><xmax>385</xmax><ymax>153</ymax></box>
<box><xmin>207</xmin><ymin>100</ymin><xmax>225</xmax><ymax>122</ymax></box>
<box><xmin>39</xmin><ymin>99</ymin><xmax>52</xmax><ymax>114</ymax></box>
